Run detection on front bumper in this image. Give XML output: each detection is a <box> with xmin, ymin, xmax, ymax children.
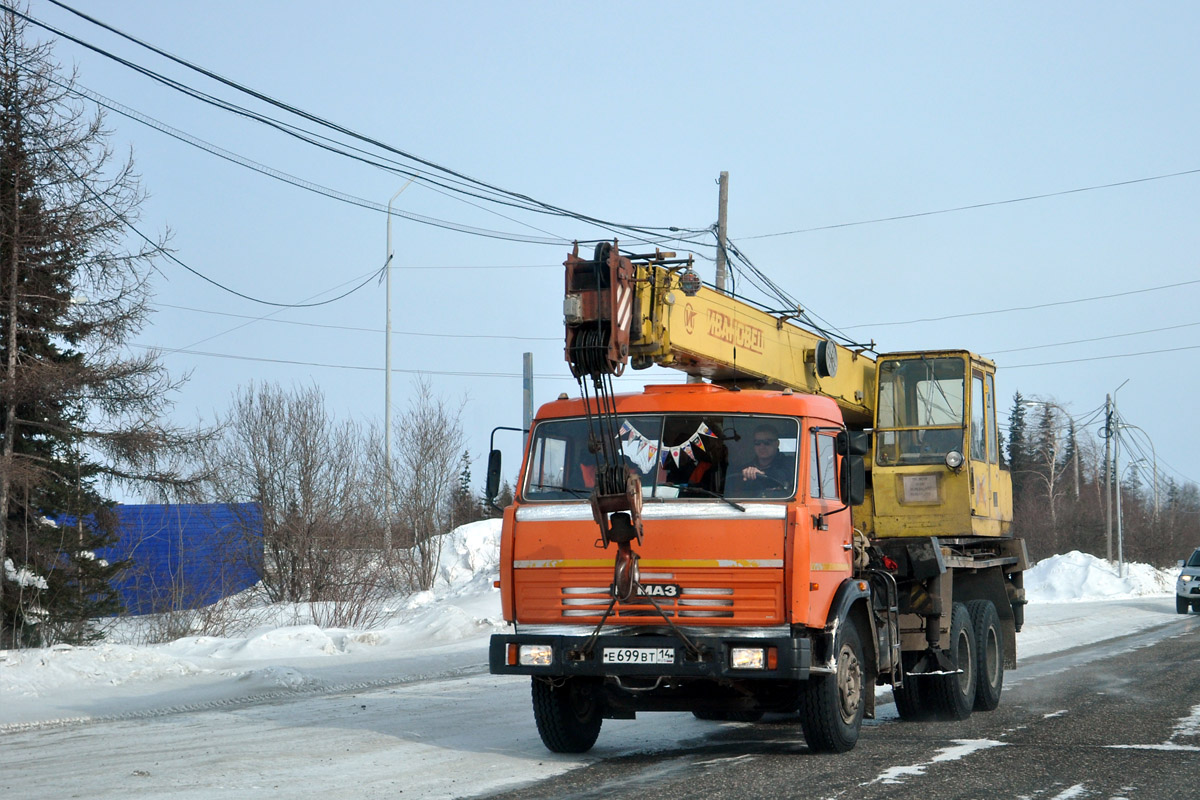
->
<box><xmin>489</xmin><ymin>632</ymin><xmax>810</xmax><ymax>681</ymax></box>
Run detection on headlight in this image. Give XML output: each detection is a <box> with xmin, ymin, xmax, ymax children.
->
<box><xmin>944</xmin><ymin>450</ymin><xmax>965</xmax><ymax>470</ymax></box>
<box><xmin>731</xmin><ymin>647</ymin><xmax>765</xmax><ymax>669</ymax></box>
<box><xmin>1181</xmin><ymin>575</ymin><xmax>1194</xmax><ymax>583</ymax></box>
<box><xmin>519</xmin><ymin>644</ymin><xmax>554</xmax><ymax>666</ymax></box>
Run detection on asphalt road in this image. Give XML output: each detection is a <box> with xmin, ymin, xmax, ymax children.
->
<box><xmin>476</xmin><ymin>615</ymin><xmax>1200</xmax><ymax>800</ymax></box>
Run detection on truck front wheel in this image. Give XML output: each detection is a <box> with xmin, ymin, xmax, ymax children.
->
<box><xmin>892</xmin><ymin>652</ymin><xmax>934</xmax><ymax>721</ymax></box>
<box><xmin>798</xmin><ymin>621</ymin><xmax>865</xmax><ymax>753</ymax></box>
<box><xmin>531</xmin><ymin>677</ymin><xmax>603</xmax><ymax>753</ymax></box>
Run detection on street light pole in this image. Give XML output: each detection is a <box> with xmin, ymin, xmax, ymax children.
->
<box><xmin>384</xmin><ymin>181</ymin><xmax>414</xmax><ymax>550</ymax></box>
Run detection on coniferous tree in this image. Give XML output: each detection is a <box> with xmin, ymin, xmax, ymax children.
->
<box><xmin>450</xmin><ymin>449</ymin><xmax>481</xmax><ymax>528</ymax></box>
<box><xmin>1</xmin><ymin>10</ymin><xmax>193</xmax><ymax>646</ymax></box>
<box><xmin>1007</xmin><ymin>391</ymin><xmax>1029</xmax><ymax>503</ymax></box>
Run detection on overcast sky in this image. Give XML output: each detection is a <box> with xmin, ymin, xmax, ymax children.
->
<box><xmin>23</xmin><ymin>1</ymin><xmax>1200</xmax><ymax>496</ymax></box>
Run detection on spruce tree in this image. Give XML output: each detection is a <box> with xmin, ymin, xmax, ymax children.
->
<box><xmin>1007</xmin><ymin>391</ymin><xmax>1029</xmax><ymax>502</ymax></box>
<box><xmin>1</xmin><ymin>10</ymin><xmax>192</xmax><ymax>646</ymax></box>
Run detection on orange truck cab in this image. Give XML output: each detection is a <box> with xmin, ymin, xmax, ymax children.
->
<box><xmin>489</xmin><ymin>383</ymin><xmax>880</xmax><ymax>752</ymax></box>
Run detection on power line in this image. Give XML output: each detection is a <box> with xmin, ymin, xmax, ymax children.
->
<box><xmin>1003</xmin><ymin>343</ymin><xmax>1200</xmax><ymax>369</ymax></box>
<box><xmin>54</xmin><ymin>78</ymin><xmax>575</xmax><ymax>246</ymax></box>
<box><xmin>27</xmin><ymin>2</ymin><xmax>714</xmax><ymax>251</ymax></box>
<box><xmin>35</xmin><ymin>130</ymin><xmax>384</xmax><ymax>308</ymax></box>
<box><xmin>133</xmin><ymin>343</ymin><xmax>688</xmax><ymax>382</ymax></box>
<box><xmin>846</xmin><ymin>277</ymin><xmax>1200</xmax><ymax>330</ymax></box>
<box><xmin>742</xmin><ymin>168</ymin><xmax>1200</xmax><ymax>240</ymax></box>
<box><xmin>155</xmin><ymin>302</ymin><xmax>559</xmax><ymax>341</ymax></box>
<box><xmin>984</xmin><ymin>320</ymin><xmax>1200</xmax><ymax>356</ymax></box>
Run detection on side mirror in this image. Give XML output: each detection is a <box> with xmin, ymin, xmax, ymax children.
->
<box><xmin>840</xmin><ymin>454</ymin><xmax>866</xmax><ymax>507</ymax></box>
<box><xmin>486</xmin><ymin>449</ymin><xmax>502</xmax><ymax>507</ymax></box>
<box><xmin>836</xmin><ymin>429</ymin><xmax>870</xmax><ymax>457</ymax></box>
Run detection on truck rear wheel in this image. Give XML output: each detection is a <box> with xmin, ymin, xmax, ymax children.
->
<box><xmin>798</xmin><ymin>621</ymin><xmax>865</xmax><ymax>753</ymax></box>
<box><xmin>967</xmin><ymin>599</ymin><xmax>1004</xmax><ymax>711</ymax></box>
<box><xmin>531</xmin><ymin>677</ymin><xmax>603</xmax><ymax>753</ymax></box>
<box><xmin>930</xmin><ymin>602</ymin><xmax>976</xmax><ymax>721</ymax></box>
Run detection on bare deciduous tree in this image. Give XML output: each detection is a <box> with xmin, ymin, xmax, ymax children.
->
<box><xmin>200</xmin><ymin>383</ymin><xmax>382</xmax><ymax>610</ymax></box>
<box><xmin>375</xmin><ymin>377</ymin><xmax>466</xmax><ymax>592</ymax></box>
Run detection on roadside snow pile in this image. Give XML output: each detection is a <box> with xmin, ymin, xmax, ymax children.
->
<box><xmin>0</xmin><ymin>642</ymin><xmax>208</xmax><ymax>696</ymax></box>
<box><xmin>1025</xmin><ymin>550</ymin><xmax>1175</xmax><ymax>602</ymax></box>
<box><xmin>435</xmin><ymin>518</ymin><xmax>502</xmax><ymax>593</ymax></box>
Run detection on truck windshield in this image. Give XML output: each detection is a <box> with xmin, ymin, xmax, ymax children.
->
<box><xmin>875</xmin><ymin>356</ymin><xmax>966</xmax><ymax>466</ymax></box>
<box><xmin>522</xmin><ymin>414</ymin><xmax>799</xmax><ymax>501</ymax></box>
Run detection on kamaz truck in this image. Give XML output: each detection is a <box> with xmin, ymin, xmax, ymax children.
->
<box><xmin>487</xmin><ymin>243</ymin><xmax>1028</xmax><ymax>753</ymax></box>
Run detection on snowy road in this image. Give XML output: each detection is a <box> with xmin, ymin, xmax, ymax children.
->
<box><xmin>1</xmin><ymin>596</ymin><xmax>1193</xmax><ymax>800</ymax></box>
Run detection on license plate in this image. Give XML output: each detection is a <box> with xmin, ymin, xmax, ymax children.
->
<box><xmin>602</xmin><ymin>647</ymin><xmax>675</xmax><ymax>665</ymax></box>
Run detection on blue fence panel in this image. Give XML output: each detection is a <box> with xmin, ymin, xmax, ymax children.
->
<box><xmin>94</xmin><ymin>503</ymin><xmax>263</xmax><ymax>615</ymax></box>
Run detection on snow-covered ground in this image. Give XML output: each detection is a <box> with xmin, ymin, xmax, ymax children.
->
<box><xmin>0</xmin><ymin>520</ymin><xmax>1186</xmax><ymax>798</ymax></box>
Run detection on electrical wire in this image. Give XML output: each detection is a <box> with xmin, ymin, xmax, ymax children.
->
<box><xmin>741</xmin><ymin>168</ymin><xmax>1200</xmax><ymax>240</ymax></box>
<box><xmin>983</xmin><ymin>320</ymin><xmax>1200</xmax><ymax>356</ymax></box>
<box><xmin>35</xmin><ymin>131</ymin><xmax>383</xmax><ymax>308</ymax></box>
<box><xmin>846</xmin><ymin>277</ymin><xmax>1200</xmax><ymax>330</ymax></box>
<box><xmin>132</xmin><ymin>342</ymin><xmax>689</xmax><ymax>382</ymax></box>
<box><xmin>1002</xmin><ymin>343</ymin><xmax>1200</xmax><ymax>370</ymax></box>
<box><xmin>51</xmin><ymin>78</ymin><xmax>577</xmax><ymax>246</ymax></box>
<box><xmin>155</xmin><ymin>302</ymin><xmax>559</xmax><ymax>341</ymax></box>
<box><xmin>25</xmin><ymin>2</ymin><xmax>714</xmax><ymax>251</ymax></box>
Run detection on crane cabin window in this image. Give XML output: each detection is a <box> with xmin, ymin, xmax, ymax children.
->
<box><xmin>875</xmin><ymin>356</ymin><xmax>967</xmax><ymax>466</ymax></box>
<box><xmin>521</xmin><ymin>414</ymin><xmax>799</xmax><ymax>501</ymax></box>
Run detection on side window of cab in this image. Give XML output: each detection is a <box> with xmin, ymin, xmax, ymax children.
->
<box><xmin>809</xmin><ymin>431</ymin><xmax>838</xmax><ymax>500</ymax></box>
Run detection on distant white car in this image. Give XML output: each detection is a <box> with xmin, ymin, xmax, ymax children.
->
<box><xmin>1177</xmin><ymin>548</ymin><xmax>1200</xmax><ymax>614</ymax></box>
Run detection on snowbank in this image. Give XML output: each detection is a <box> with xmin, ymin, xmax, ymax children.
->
<box><xmin>1025</xmin><ymin>550</ymin><xmax>1176</xmax><ymax>602</ymax></box>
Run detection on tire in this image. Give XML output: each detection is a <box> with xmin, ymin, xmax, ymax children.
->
<box><xmin>967</xmin><ymin>600</ymin><xmax>1004</xmax><ymax>712</ymax></box>
<box><xmin>892</xmin><ymin>652</ymin><xmax>934</xmax><ymax>722</ymax></box>
<box><xmin>531</xmin><ymin>677</ymin><xmax>603</xmax><ymax>753</ymax></box>
<box><xmin>1193</xmin><ymin>600</ymin><xmax>1200</xmax><ymax>613</ymax></box>
<box><xmin>929</xmin><ymin>603</ymin><xmax>976</xmax><ymax>721</ymax></box>
<box><xmin>692</xmin><ymin>709</ymin><xmax>765</xmax><ymax>722</ymax></box>
<box><xmin>798</xmin><ymin>621</ymin><xmax>866</xmax><ymax>753</ymax></box>
<box><xmin>1178</xmin><ymin>596</ymin><xmax>1191</xmax><ymax>614</ymax></box>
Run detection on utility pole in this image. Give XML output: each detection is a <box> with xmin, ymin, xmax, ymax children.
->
<box><xmin>384</xmin><ymin>181</ymin><xmax>413</xmax><ymax>551</ymax></box>
<box><xmin>1104</xmin><ymin>394</ymin><xmax>1113</xmax><ymax>562</ymax></box>
<box><xmin>1073</xmin><ymin>436</ymin><xmax>1080</xmax><ymax>499</ymax></box>
<box><xmin>1112</xmin><ymin>379</ymin><xmax>1128</xmax><ymax>576</ymax></box>
<box><xmin>714</xmin><ymin>171</ymin><xmax>729</xmax><ymax>293</ymax></box>
<box><xmin>522</xmin><ymin>352</ymin><xmax>533</xmax><ymax>446</ymax></box>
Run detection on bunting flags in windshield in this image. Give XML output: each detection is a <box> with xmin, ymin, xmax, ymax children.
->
<box><xmin>617</xmin><ymin>421</ymin><xmax>716</xmax><ymax>471</ymax></box>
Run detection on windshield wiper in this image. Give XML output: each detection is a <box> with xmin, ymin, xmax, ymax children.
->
<box><xmin>530</xmin><ymin>483</ymin><xmax>589</xmax><ymax>498</ymax></box>
<box><xmin>657</xmin><ymin>483</ymin><xmax>745</xmax><ymax>512</ymax></box>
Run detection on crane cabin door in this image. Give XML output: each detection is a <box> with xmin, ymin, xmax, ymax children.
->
<box><xmin>968</xmin><ymin>361</ymin><xmax>1006</xmax><ymax>535</ymax></box>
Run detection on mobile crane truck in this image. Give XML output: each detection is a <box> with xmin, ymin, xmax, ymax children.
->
<box><xmin>486</xmin><ymin>242</ymin><xmax>1027</xmax><ymax>753</ymax></box>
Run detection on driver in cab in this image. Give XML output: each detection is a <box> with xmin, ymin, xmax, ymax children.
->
<box><xmin>731</xmin><ymin>424</ymin><xmax>794</xmax><ymax>496</ymax></box>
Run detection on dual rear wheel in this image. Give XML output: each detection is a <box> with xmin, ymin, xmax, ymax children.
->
<box><xmin>894</xmin><ymin>600</ymin><xmax>1004</xmax><ymax>721</ymax></box>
